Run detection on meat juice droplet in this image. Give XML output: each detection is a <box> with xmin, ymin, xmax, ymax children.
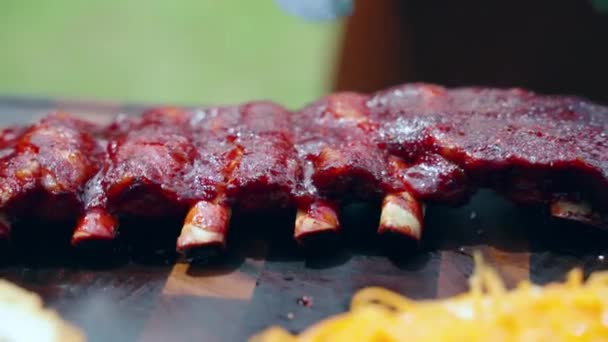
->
<box><xmin>297</xmin><ymin>296</ymin><xmax>314</xmax><ymax>307</ymax></box>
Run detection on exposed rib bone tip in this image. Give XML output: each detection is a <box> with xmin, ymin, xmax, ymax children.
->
<box><xmin>176</xmin><ymin>224</ymin><xmax>226</xmax><ymax>253</ymax></box>
<box><xmin>71</xmin><ymin>209</ymin><xmax>118</xmax><ymax>246</ymax></box>
<box><xmin>550</xmin><ymin>198</ymin><xmax>603</xmax><ymax>226</ymax></box>
<box><xmin>551</xmin><ymin>199</ymin><xmax>592</xmax><ymax>217</ymax></box>
<box><xmin>378</xmin><ymin>191</ymin><xmax>423</xmax><ymax>240</ymax></box>
<box><xmin>176</xmin><ymin>200</ymin><xmax>230</xmax><ymax>253</ymax></box>
<box><xmin>294</xmin><ymin>201</ymin><xmax>340</xmax><ymax>243</ymax></box>
<box><xmin>0</xmin><ymin>213</ymin><xmax>10</xmax><ymax>240</ymax></box>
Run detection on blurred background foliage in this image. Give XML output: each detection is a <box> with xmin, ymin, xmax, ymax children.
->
<box><xmin>0</xmin><ymin>0</ymin><xmax>341</xmax><ymax>108</ymax></box>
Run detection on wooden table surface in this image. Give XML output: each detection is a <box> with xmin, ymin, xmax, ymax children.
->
<box><xmin>1</xmin><ymin>96</ymin><xmax>607</xmax><ymax>342</ymax></box>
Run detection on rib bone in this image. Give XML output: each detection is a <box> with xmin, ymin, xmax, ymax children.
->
<box><xmin>378</xmin><ymin>190</ymin><xmax>423</xmax><ymax>240</ymax></box>
<box><xmin>294</xmin><ymin>200</ymin><xmax>340</xmax><ymax>244</ymax></box>
<box><xmin>176</xmin><ymin>200</ymin><xmax>231</xmax><ymax>253</ymax></box>
<box><xmin>550</xmin><ymin>198</ymin><xmax>604</xmax><ymax>227</ymax></box>
<box><xmin>71</xmin><ymin>209</ymin><xmax>118</xmax><ymax>245</ymax></box>
<box><xmin>0</xmin><ymin>213</ymin><xmax>10</xmax><ymax>241</ymax></box>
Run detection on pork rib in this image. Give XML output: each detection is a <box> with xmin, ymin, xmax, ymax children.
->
<box><xmin>0</xmin><ymin>114</ymin><xmax>102</xmax><ymax>243</ymax></box>
<box><xmin>0</xmin><ymin>84</ymin><xmax>607</xmax><ymax>256</ymax></box>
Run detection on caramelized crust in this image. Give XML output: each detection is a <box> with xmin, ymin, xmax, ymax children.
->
<box><xmin>2</xmin><ymin>84</ymin><xmax>608</xmax><ymax>251</ymax></box>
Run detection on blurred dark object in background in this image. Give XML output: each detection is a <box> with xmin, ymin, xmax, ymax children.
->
<box><xmin>334</xmin><ymin>0</ymin><xmax>608</xmax><ymax>103</ymax></box>
<box><xmin>275</xmin><ymin>0</ymin><xmax>353</xmax><ymax>21</ymax></box>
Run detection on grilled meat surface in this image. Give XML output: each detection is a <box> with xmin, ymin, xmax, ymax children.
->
<box><xmin>1</xmin><ymin>84</ymin><xmax>607</xmax><ymax>254</ymax></box>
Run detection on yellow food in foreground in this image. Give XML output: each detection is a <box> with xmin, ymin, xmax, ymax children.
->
<box><xmin>252</xmin><ymin>254</ymin><xmax>608</xmax><ymax>342</ymax></box>
<box><xmin>0</xmin><ymin>279</ymin><xmax>84</xmax><ymax>342</ymax></box>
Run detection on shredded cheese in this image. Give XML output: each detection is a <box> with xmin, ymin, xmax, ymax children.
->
<box><xmin>252</xmin><ymin>253</ymin><xmax>608</xmax><ymax>342</ymax></box>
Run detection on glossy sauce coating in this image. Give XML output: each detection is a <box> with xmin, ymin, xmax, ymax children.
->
<box><xmin>0</xmin><ymin>113</ymin><xmax>102</xmax><ymax>220</ymax></box>
<box><xmin>369</xmin><ymin>84</ymin><xmax>608</xmax><ymax>208</ymax></box>
<box><xmin>294</xmin><ymin>93</ymin><xmax>395</xmax><ymax>203</ymax></box>
<box><xmin>1</xmin><ymin>84</ymin><xmax>607</xmax><ymax>236</ymax></box>
<box><xmin>221</xmin><ymin>102</ymin><xmax>300</xmax><ymax>211</ymax></box>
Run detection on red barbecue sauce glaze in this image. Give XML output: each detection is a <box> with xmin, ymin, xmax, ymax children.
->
<box><xmin>1</xmin><ymin>84</ymin><xmax>608</xmax><ymax>241</ymax></box>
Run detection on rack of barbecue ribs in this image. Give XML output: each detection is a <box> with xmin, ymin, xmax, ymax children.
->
<box><xmin>1</xmin><ymin>83</ymin><xmax>607</xmax><ymax>256</ymax></box>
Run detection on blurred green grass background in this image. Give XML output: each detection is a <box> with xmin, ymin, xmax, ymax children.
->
<box><xmin>0</xmin><ymin>0</ymin><xmax>340</xmax><ymax>108</ymax></box>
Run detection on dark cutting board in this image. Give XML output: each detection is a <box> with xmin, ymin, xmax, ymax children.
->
<box><xmin>1</xmin><ymin>96</ymin><xmax>607</xmax><ymax>342</ymax></box>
